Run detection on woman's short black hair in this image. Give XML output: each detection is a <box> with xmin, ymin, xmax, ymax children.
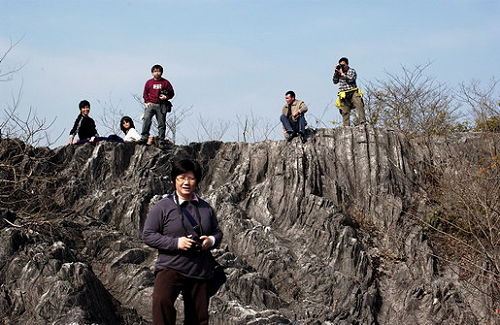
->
<box><xmin>171</xmin><ymin>159</ymin><xmax>202</xmax><ymax>183</ymax></box>
<box><xmin>120</xmin><ymin>116</ymin><xmax>135</xmax><ymax>133</ymax></box>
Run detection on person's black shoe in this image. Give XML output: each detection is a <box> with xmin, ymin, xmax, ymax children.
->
<box><xmin>137</xmin><ymin>138</ymin><xmax>147</xmax><ymax>144</ymax></box>
<box><xmin>286</xmin><ymin>132</ymin><xmax>297</xmax><ymax>142</ymax></box>
<box><xmin>159</xmin><ymin>139</ymin><xmax>174</xmax><ymax>148</ymax></box>
<box><xmin>299</xmin><ymin>132</ymin><xmax>307</xmax><ymax>143</ymax></box>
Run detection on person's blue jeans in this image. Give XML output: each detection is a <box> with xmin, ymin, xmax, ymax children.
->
<box><xmin>280</xmin><ymin>114</ymin><xmax>306</xmax><ymax>134</ymax></box>
<box><xmin>141</xmin><ymin>103</ymin><xmax>167</xmax><ymax>140</ymax></box>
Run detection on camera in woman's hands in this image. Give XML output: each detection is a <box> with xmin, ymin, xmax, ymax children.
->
<box><xmin>187</xmin><ymin>234</ymin><xmax>202</xmax><ymax>252</ymax></box>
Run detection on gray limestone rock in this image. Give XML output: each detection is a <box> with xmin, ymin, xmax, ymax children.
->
<box><xmin>0</xmin><ymin>127</ymin><xmax>498</xmax><ymax>324</ymax></box>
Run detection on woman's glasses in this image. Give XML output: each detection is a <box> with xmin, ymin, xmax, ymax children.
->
<box><xmin>176</xmin><ymin>175</ymin><xmax>196</xmax><ymax>182</ymax></box>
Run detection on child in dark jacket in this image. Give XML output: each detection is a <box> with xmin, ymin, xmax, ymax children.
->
<box><xmin>69</xmin><ymin>100</ymin><xmax>98</xmax><ymax>144</ymax></box>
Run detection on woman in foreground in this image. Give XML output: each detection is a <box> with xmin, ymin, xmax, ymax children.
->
<box><xmin>143</xmin><ymin>159</ymin><xmax>223</xmax><ymax>325</ymax></box>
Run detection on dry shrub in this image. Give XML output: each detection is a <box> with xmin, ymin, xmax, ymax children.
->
<box><xmin>0</xmin><ymin>138</ymin><xmax>64</xmax><ymax>218</ymax></box>
<box><xmin>364</xmin><ymin>63</ymin><xmax>460</xmax><ymax>135</ymax></box>
<box><xmin>421</xmin><ymin>151</ymin><xmax>499</xmax><ymax>309</ymax></box>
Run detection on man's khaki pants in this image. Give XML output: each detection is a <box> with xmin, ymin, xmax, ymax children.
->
<box><xmin>339</xmin><ymin>91</ymin><xmax>366</xmax><ymax>126</ymax></box>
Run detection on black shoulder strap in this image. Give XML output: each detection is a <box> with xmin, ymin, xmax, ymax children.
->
<box><xmin>168</xmin><ymin>194</ymin><xmax>201</xmax><ymax>236</ymax></box>
<box><xmin>181</xmin><ymin>205</ymin><xmax>201</xmax><ymax>236</ymax></box>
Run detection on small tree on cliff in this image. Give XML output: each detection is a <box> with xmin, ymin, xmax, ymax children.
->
<box><xmin>457</xmin><ymin>78</ymin><xmax>500</xmax><ymax>132</ymax></box>
<box><xmin>1</xmin><ymin>40</ymin><xmax>63</xmax><ymax>217</ymax></box>
<box><xmin>364</xmin><ymin>63</ymin><xmax>460</xmax><ymax>135</ymax></box>
<box><xmin>236</xmin><ymin>112</ymin><xmax>278</xmax><ymax>142</ymax></box>
<box><xmin>418</xmin><ymin>151</ymin><xmax>500</xmax><ymax>314</ymax></box>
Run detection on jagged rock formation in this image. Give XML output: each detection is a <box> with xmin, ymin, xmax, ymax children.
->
<box><xmin>0</xmin><ymin>127</ymin><xmax>498</xmax><ymax>324</ymax></box>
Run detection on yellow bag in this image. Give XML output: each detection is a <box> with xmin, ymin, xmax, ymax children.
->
<box><xmin>336</xmin><ymin>88</ymin><xmax>362</xmax><ymax>107</ymax></box>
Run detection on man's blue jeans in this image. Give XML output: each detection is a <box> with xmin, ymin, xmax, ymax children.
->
<box><xmin>280</xmin><ymin>114</ymin><xmax>306</xmax><ymax>134</ymax></box>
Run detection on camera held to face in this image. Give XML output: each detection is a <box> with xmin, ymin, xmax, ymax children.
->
<box><xmin>187</xmin><ymin>234</ymin><xmax>202</xmax><ymax>252</ymax></box>
<box><xmin>336</xmin><ymin>64</ymin><xmax>342</xmax><ymax>71</ymax></box>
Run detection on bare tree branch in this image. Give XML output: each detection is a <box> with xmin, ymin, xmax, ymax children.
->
<box><xmin>96</xmin><ymin>95</ymin><xmax>126</xmax><ymax>136</ymax></box>
<box><xmin>196</xmin><ymin>114</ymin><xmax>231</xmax><ymax>142</ymax></box>
<box><xmin>0</xmin><ymin>37</ymin><xmax>26</xmax><ymax>82</ymax></box>
<box><xmin>456</xmin><ymin>78</ymin><xmax>500</xmax><ymax>125</ymax></box>
<box><xmin>165</xmin><ymin>105</ymin><xmax>192</xmax><ymax>143</ymax></box>
<box><xmin>364</xmin><ymin>63</ymin><xmax>460</xmax><ymax>134</ymax></box>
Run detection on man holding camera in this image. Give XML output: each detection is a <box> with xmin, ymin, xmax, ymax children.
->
<box><xmin>333</xmin><ymin>57</ymin><xmax>366</xmax><ymax>126</ymax></box>
<box><xmin>141</xmin><ymin>64</ymin><xmax>175</xmax><ymax>144</ymax></box>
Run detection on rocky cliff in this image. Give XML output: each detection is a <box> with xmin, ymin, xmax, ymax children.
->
<box><xmin>0</xmin><ymin>127</ymin><xmax>498</xmax><ymax>325</ymax></box>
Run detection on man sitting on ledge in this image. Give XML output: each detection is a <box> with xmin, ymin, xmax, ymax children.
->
<box><xmin>280</xmin><ymin>90</ymin><xmax>308</xmax><ymax>143</ymax></box>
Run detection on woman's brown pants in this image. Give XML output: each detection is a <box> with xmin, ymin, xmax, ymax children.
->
<box><xmin>152</xmin><ymin>269</ymin><xmax>210</xmax><ymax>325</ymax></box>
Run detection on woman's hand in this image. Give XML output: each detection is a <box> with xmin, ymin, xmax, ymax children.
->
<box><xmin>200</xmin><ymin>236</ymin><xmax>214</xmax><ymax>251</ymax></box>
<box><xmin>177</xmin><ymin>236</ymin><xmax>196</xmax><ymax>250</ymax></box>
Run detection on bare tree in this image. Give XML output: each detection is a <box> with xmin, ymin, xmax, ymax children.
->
<box><xmin>362</xmin><ymin>90</ymin><xmax>382</xmax><ymax>126</ymax></box>
<box><xmin>365</xmin><ymin>63</ymin><xmax>460</xmax><ymax>134</ymax></box>
<box><xmin>95</xmin><ymin>96</ymin><xmax>126</xmax><ymax>136</ymax></box>
<box><xmin>456</xmin><ymin>78</ymin><xmax>499</xmax><ymax>128</ymax></box>
<box><xmin>307</xmin><ymin>98</ymin><xmax>338</xmax><ymax>128</ymax></box>
<box><xmin>1</xmin><ymin>82</ymin><xmax>60</xmax><ymax>147</ymax></box>
<box><xmin>195</xmin><ymin>115</ymin><xmax>231</xmax><ymax>142</ymax></box>
<box><xmin>236</xmin><ymin>114</ymin><xmax>249</xmax><ymax>142</ymax></box>
<box><xmin>415</xmin><ymin>150</ymin><xmax>500</xmax><ymax>315</ymax></box>
<box><xmin>236</xmin><ymin>111</ymin><xmax>279</xmax><ymax>142</ymax></box>
<box><xmin>165</xmin><ymin>105</ymin><xmax>192</xmax><ymax>143</ymax></box>
<box><xmin>0</xmin><ymin>100</ymin><xmax>63</xmax><ymax>218</ymax></box>
<box><xmin>0</xmin><ymin>37</ymin><xmax>64</xmax><ymax>218</ymax></box>
<box><xmin>0</xmin><ymin>38</ymin><xmax>25</xmax><ymax>82</ymax></box>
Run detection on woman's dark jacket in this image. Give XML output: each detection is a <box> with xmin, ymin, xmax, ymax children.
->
<box><xmin>142</xmin><ymin>195</ymin><xmax>223</xmax><ymax>279</ymax></box>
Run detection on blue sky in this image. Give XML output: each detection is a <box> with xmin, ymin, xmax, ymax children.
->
<box><xmin>1</xmin><ymin>0</ymin><xmax>499</xmax><ymax>146</ymax></box>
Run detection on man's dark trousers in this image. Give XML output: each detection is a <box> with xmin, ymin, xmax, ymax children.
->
<box><xmin>280</xmin><ymin>114</ymin><xmax>306</xmax><ymax>134</ymax></box>
<box><xmin>142</xmin><ymin>103</ymin><xmax>167</xmax><ymax>140</ymax></box>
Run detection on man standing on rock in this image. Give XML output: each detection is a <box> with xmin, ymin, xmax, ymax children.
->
<box><xmin>141</xmin><ymin>64</ymin><xmax>175</xmax><ymax>145</ymax></box>
<box><xmin>333</xmin><ymin>57</ymin><xmax>366</xmax><ymax>126</ymax></box>
<box><xmin>280</xmin><ymin>90</ymin><xmax>309</xmax><ymax>143</ymax></box>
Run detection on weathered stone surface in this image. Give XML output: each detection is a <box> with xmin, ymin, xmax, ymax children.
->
<box><xmin>0</xmin><ymin>219</ymin><xmax>145</xmax><ymax>324</ymax></box>
<box><xmin>0</xmin><ymin>127</ymin><xmax>498</xmax><ymax>324</ymax></box>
